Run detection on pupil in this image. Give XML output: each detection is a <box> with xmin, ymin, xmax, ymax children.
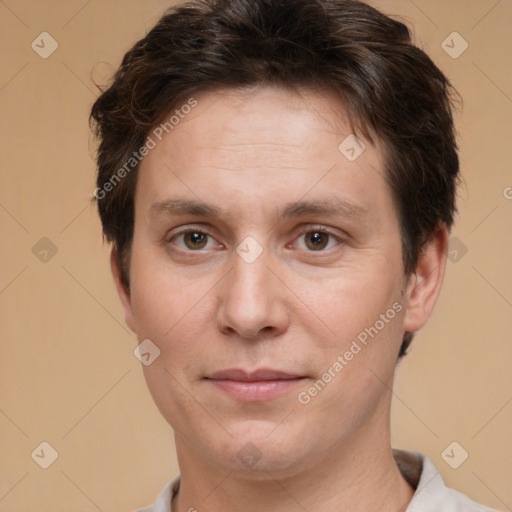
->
<box><xmin>311</xmin><ymin>232</ymin><xmax>323</xmax><ymax>245</ymax></box>
<box><xmin>185</xmin><ymin>232</ymin><xmax>207</xmax><ymax>249</ymax></box>
<box><xmin>190</xmin><ymin>233</ymin><xmax>204</xmax><ymax>245</ymax></box>
<box><xmin>307</xmin><ymin>231</ymin><xmax>327</xmax><ymax>250</ymax></box>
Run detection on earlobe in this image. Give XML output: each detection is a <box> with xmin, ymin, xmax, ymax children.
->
<box><xmin>110</xmin><ymin>248</ymin><xmax>136</xmax><ymax>332</ymax></box>
<box><xmin>403</xmin><ymin>225</ymin><xmax>449</xmax><ymax>334</ymax></box>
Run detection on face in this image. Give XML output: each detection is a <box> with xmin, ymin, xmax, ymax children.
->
<box><xmin>113</xmin><ymin>86</ymin><xmax>445</xmax><ymax>477</ymax></box>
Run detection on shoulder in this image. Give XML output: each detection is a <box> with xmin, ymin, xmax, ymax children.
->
<box><xmin>132</xmin><ymin>476</ymin><xmax>180</xmax><ymax>512</ymax></box>
<box><xmin>393</xmin><ymin>449</ymin><xmax>501</xmax><ymax>512</ymax></box>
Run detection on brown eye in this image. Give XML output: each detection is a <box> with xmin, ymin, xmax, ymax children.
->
<box><xmin>183</xmin><ymin>231</ymin><xmax>209</xmax><ymax>250</ymax></box>
<box><xmin>304</xmin><ymin>231</ymin><xmax>330</xmax><ymax>250</ymax></box>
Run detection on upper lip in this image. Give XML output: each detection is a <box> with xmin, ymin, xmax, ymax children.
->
<box><xmin>207</xmin><ymin>368</ymin><xmax>303</xmax><ymax>381</ymax></box>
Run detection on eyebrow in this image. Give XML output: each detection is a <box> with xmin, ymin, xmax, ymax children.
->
<box><xmin>149</xmin><ymin>197</ymin><xmax>369</xmax><ymax>221</ymax></box>
<box><xmin>280</xmin><ymin>198</ymin><xmax>369</xmax><ymax>221</ymax></box>
<box><xmin>150</xmin><ymin>198</ymin><xmax>220</xmax><ymax>218</ymax></box>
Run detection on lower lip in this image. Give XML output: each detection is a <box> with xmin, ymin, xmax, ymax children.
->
<box><xmin>207</xmin><ymin>378</ymin><xmax>305</xmax><ymax>401</ymax></box>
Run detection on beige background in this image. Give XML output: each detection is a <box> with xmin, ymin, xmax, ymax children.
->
<box><xmin>1</xmin><ymin>0</ymin><xmax>511</xmax><ymax>510</ymax></box>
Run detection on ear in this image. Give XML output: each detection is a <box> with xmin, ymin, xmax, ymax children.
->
<box><xmin>110</xmin><ymin>248</ymin><xmax>136</xmax><ymax>332</ymax></box>
<box><xmin>403</xmin><ymin>224</ymin><xmax>449</xmax><ymax>333</ymax></box>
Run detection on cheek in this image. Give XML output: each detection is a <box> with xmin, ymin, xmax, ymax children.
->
<box><xmin>131</xmin><ymin>281</ymin><xmax>212</xmax><ymax>348</ymax></box>
<box><xmin>298</xmin><ymin>296</ymin><xmax>405</xmax><ymax>430</ymax></box>
<box><xmin>128</xmin><ymin>239</ymin><xmax>192</xmax><ymax>333</ymax></box>
<box><xmin>303</xmin><ymin>266</ymin><xmax>403</xmax><ymax>344</ymax></box>
<box><xmin>128</xmin><ymin>247</ymin><xmax>219</xmax><ymax>370</ymax></box>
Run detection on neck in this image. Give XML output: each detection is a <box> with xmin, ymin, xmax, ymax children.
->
<box><xmin>172</xmin><ymin>423</ymin><xmax>415</xmax><ymax>512</ymax></box>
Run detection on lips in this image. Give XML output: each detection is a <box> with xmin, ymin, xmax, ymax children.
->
<box><xmin>207</xmin><ymin>368</ymin><xmax>302</xmax><ymax>382</ymax></box>
<box><xmin>205</xmin><ymin>368</ymin><xmax>306</xmax><ymax>401</ymax></box>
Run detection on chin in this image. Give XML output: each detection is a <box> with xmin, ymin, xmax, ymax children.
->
<box><xmin>208</xmin><ymin>419</ymin><xmax>314</xmax><ymax>476</ymax></box>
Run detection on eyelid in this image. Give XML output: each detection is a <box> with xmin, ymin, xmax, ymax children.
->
<box><xmin>294</xmin><ymin>224</ymin><xmax>345</xmax><ymax>240</ymax></box>
<box><xmin>166</xmin><ymin>224</ymin><xmax>216</xmax><ymax>239</ymax></box>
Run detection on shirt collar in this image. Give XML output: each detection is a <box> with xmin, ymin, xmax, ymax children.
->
<box><xmin>147</xmin><ymin>449</ymin><xmax>490</xmax><ymax>512</ymax></box>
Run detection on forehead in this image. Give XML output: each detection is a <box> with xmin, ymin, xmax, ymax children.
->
<box><xmin>154</xmin><ymin>86</ymin><xmax>373</xmax><ymax>166</ymax></box>
<box><xmin>136</xmin><ymin>86</ymin><xmax>394</xmax><ymax>224</ymax></box>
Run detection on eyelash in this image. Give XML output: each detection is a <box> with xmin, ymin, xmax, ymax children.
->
<box><xmin>167</xmin><ymin>225</ymin><xmax>344</xmax><ymax>253</ymax></box>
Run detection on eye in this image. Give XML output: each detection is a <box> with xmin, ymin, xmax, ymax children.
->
<box><xmin>294</xmin><ymin>229</ymin><xmax>342</xmax><ymax>252</ymax></box>
<box><xmin>171</xmin><ymin>230</ymin><xmax>220</xmax><ymax>251</ymax></box>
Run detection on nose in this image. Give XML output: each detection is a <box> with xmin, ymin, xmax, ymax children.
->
<box><xmin>216</xmin><ymin>249</ymin><xmax>290</xmax><ymax>341</ymax></box>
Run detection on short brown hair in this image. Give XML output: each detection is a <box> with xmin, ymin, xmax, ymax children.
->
<box><xmin>90</xmin><ymin>0</ymin><xmax>460</xmax><ymax>357</ymax></box>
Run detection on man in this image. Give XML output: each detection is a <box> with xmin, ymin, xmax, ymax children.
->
<box><xmin>90</xmin><ymin>0</ymin><xmax>500</xmax><ymax>510</ymax></box>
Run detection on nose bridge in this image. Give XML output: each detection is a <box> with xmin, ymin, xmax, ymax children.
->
<box><xmin>228</xmin><ymin>249</ymin><xmax>272</xmax><ymax>315</ymax></box>
<box><xmin>217</xmin><ymin>244</ymin><xmax>289</xmax><ymax>339</ymax></box>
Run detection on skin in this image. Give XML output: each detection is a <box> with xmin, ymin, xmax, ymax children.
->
<box><xmin>112</xmin><ymin>86</ymin><xmax>448</xmax><ymax>512</ymax></box>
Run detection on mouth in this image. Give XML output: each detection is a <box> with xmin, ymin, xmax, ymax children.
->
<box><xmin>205</xmin><ymin>368</ymin><xmax>307</xmax><ymax>401</ymax></box>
